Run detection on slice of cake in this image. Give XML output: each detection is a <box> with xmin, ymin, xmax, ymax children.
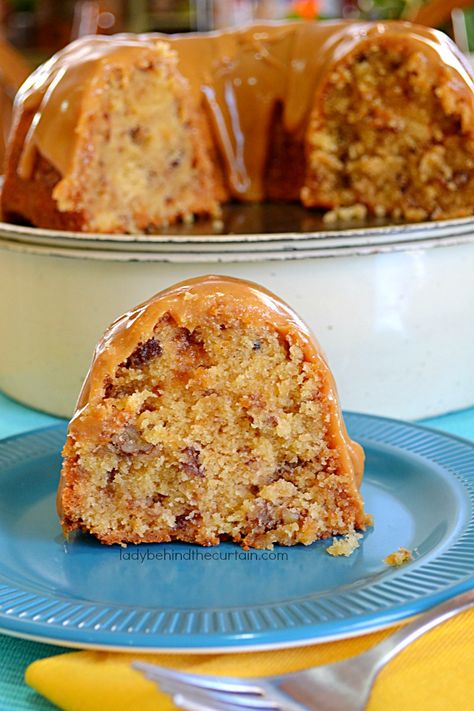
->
<box><xmin>3</xmin><ymin>38</ymin><xmax>221</xmax><ymax>233</ymax></box>
<box><xmin>58</xmin><ymin>276</ymin><xmax>369</xmax><ymax>549</ymax></box>
<box><xmin>303</xmin><ymin>25</ymin><xmax>474</xmax><ymax>221</ymax></box>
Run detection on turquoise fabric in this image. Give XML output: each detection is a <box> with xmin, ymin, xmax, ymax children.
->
<box><xmin>0</xmin><ymin>393</ymin><xmax>61</xmax><ymax>440</ymax></box>
<box><xmin>422</xmin><ymin>408</ymin><xmax>474</xmax><ymax>441</ymax></box>
<box><xmin>0</xmin><ymin>389</ymin><xmax>472</xmax><ymax>710</ymax></box>
<box><xmin>0</xmin><ymin>637</ymin><xmax>64</xmax><ymax>711</ymax></box>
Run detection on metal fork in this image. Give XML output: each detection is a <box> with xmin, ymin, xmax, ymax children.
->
<box><xmin>134</xmin><ymin>587</ymin><xmax>474</xmax><ymax>711</ymax></box>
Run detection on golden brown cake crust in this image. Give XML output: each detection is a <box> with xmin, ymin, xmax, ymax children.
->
<box><xmin>58</xmin><ymin>276</ymin><xmax>368</xmax><ymax>547</ymax></box>
<box><xmin>1</xmin><ymin>108</ymin><xmax>86</xmax><ymax>231</ymax></box>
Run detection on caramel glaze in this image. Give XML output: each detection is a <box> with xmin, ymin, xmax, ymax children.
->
<box><xmin>59</xmin><ymin>276</ymin><xmax>365</xmax><ymax>528</ymax></box>
<box><xmin>16</xmin><ymin>20</ymin><xmax>474</xmax><ymax>202</ymax></box>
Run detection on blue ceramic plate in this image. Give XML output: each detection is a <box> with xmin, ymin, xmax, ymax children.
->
<box><xmin>0</xmin><ymin>413</ymin><xmax>473</xmax><ymax>652</ymax></box>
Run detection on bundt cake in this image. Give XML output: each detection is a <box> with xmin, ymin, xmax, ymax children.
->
<box><xmin>58</xmin><ymin>275</ymin><xmax>369</xmax><ymax>549</ymax></box>
<box><xmin>4</xmin><ymin>20</ymin><xmax>474</xmax><ymax>233</ymax></box>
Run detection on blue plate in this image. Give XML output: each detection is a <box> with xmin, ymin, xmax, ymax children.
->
<box><xmin>0</xmin><ymin>413</ymin><xmax>473</xmax><ymax>652</ymax></box>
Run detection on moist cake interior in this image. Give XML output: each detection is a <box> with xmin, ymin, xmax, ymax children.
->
<box><xmin>304</xmin><ymin>39</ymin><xmax>474</xmax><ymax>221</ymax></box>
<box><xmin>53</xmin><ymin>45</ymin><xmax>218</xmax><ymax>233</ymax></box>
<box><xmin>63</xmin><ymin>310</ymin><xmax>363</xmax><ymax>549</ymax></box>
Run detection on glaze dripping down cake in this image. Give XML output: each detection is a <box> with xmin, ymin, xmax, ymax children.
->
<box><xmin>3</xmin><ymin>20</ymin><xmax>474</xmax><ymax>233</ymax></box>
<box><xmin>58</xmin><ymin>276</ymin><xmax>369</xmax><ymax>549</ymax></box>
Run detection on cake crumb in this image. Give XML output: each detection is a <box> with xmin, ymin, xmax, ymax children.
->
<box><xmin>383</xmin><ymin>547</ymin><xmax>413</xmax><ymax>567</ymax></box>
<box><xmin>212</xmin><ymin>218</ymin><xmax>224</xmax><ymax>231</ymax></box>
<box><xmin>323</xmin><ymin>203</ymin><xmax>368</xmax><ymax>224</ymax></box>
<box><xmin>326</xmin><ymin>531</ymin><xmax>363</xmax><ymax>557</ymax></box>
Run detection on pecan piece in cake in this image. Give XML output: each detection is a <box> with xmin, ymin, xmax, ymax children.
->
<box><xmin>125</xmin><ymin>337</ymin><xmax>162</xmax><ymax>369</ymax></box>
<box><xmin>111</xmin><ymin>425</ymin><xmax>154</xmax><ymax>454</ymax></box>
<box><xmin>179</xmin><ymin>446</ymin><xmax>205</xmax><ymax>477</ymax></box>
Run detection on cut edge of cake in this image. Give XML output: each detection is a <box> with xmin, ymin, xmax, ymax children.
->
<box><xmin>58</xmin><ymin>275</ymin><xmax>370</xmax><ymax>549</ymax></box>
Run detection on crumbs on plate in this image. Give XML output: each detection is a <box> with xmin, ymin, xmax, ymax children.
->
<box><xmin>326</xmin><ymin>531</ymin><xmax>363</xmax><ymax>557</ymax></box>
<box><xmin>322</xmin><ymin>203</ymin><xmax>368</xmax><ymax>224</ymax></box>
<box><xmin>383</xmin><ymin>547</ymin><xmax>413</xmax><ymax>567</ymax></box>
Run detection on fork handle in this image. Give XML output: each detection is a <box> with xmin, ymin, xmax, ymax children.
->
<box><xmin>367</xmin><ymin>588</ymin><xmax>474</xmax><ymax>672</ymax></box>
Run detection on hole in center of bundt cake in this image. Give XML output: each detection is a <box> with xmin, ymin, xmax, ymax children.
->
<box><xmin>64</xmin><ymin>311</ymin><xmax>363</xmax><ymax>548</ymax></box>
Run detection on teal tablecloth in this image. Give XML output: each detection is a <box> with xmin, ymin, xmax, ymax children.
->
<box><xmin>0</xmin><ymin>390</ymin><xmax>473</xmax><ymax>711</ymax></box>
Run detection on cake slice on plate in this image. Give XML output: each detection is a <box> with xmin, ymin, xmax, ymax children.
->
<box><xmin>58</xmin><ymin>276</ymin><xmax>369</xmax><ymax>549</ymax></box>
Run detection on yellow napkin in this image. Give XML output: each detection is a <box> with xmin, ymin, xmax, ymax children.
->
<box><xmin>26</xmin><ymin>610</ymin><xmax>474</xmax><ymax>711</ymax></box>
